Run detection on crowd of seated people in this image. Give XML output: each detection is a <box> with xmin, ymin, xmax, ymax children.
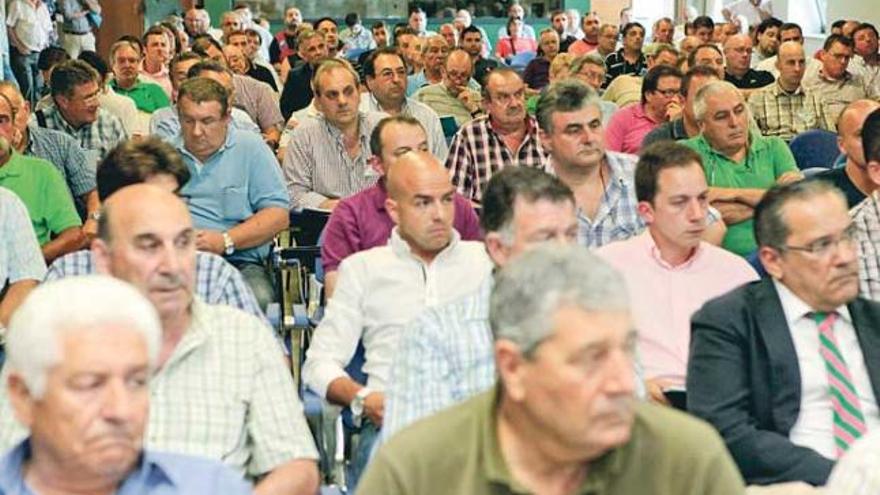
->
<box><xmin>2</xmin><ymin>1</ymin><xmax>880</xmax><ymax>493</ymax></box>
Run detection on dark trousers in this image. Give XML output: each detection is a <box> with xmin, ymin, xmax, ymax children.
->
<box><xmin>10</xmin><ymin>48</ymin><xmax>42</xmax><ymax>106</ymax></box>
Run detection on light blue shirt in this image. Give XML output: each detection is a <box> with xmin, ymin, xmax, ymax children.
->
<box><xmin>175</xmin><ymin>129</ymin><xmax>289</xmax><ymax>264</ymax></box>
<box><xmin>150</xmin><ymin>105</ymin><xmax>261</xmax><ymax>142</ymax></box>
<box><xmin>0</xmin><ymin>440</ymin><xmax>252</xmax><ymax>494</ymax></box>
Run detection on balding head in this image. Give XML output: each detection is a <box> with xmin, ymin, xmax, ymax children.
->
<box><xmin>838</xmin><ymin>99</ymin><xmax>880</xmax><ymax>169</ymax></box>
<box><xmin>93</xmin><ymin>184</ymin><xmax>196</xmax><ymax>319</ymax></box>
<box><xmin>384</xmin><ymin>151</ymin><xmax>456</xmax><ymax>262</ymax></box>
<box><xmin>776</xmin><ymin>41</ymin><xmax>806</xmax><ymax>90</ymax></box>
<box><xmin>723</xmin><ymin>34</ymin><xmax>752</xmax><ymax>75</ymax></box>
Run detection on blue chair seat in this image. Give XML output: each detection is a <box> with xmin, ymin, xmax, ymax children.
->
<box><xmin>789</xmin><ymin>130</ymin><xmax>840</xmax><ymax>170</ymax></box>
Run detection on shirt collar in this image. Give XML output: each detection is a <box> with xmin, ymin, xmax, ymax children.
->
<box><xmin>0</xmin><ymin>152</ymin><xmax>24</xmax><ymax>178</ymax></box>
<box><xmin>638</xmin><ymin>230</ymin><xmax>704</xmax><ymax>270</ymax></box>
<box><xmin>321</xmin><ymin>111</ymin><xmax>370</xmax><ymax>142</ymax></box>
<box><xmin>773</xmin><ymin>279</ymin><xmax>852</xmax><ymax>327</ymax></box>
<box><xmin>174</xmin><ymin>127</ymin><xmax>235</xmax><ymax>166</ymax></box>
<box><xmin>773</xmin><ymin>80</ymin><xmax>805</xmax><ymax>96</ymax></box>
<box><xmin>388</xmin><ymin>226</ymin><xmax>462</xmax><ymax>263</ymax></box>
<box><xmin>369</xmin><ymin>180</ymin><xmax>389</xmax><ymax>212</ymax></box>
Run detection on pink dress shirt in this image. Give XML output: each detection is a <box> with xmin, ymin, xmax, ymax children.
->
<box><xmin>596</xmin><ymin>231</ymin><xmax>759</xmax><ymax>386</ymax></box>
<box><xmin>604</xmin><ymin>103</ymin><xmax>664</xmax><ymax>154</ymax></box>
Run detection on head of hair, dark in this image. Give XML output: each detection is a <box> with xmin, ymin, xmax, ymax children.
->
<box><xmin>641</xmin><ymin>64</ymin><xmax>682</xmax><ymax>105</ymax></box>
<box><xmin>635</xmin><ymin>142</ymin><xmax>705</xmax><ymax>203</ymax></box>
<box><xmin>853</xmin><ymin>22</ymin><xmax>879</xmax><ymax>40</ymax></box>
<box><xmin>77</xmin><ymin>51</ymin><xmax>108</xmax><ymax>78</ymax></box>
<box><xmin>49</xmin><ymin>60</ymin><xmax>100</xmax><ymax>98</ymax></box>
<box><xmin>681</xmin><ymin>64</ymin><xmax>721</xmax><ymax>96</ymax></box>
<box><xmin>621</xmin><ymin>21</ymin><xmax>644</xmax><ymax>37</ymax></box>
<box><xmin>535</xmin><ymin>79</ymin><xmax>598</xmax><ymax>133</ymax></box>
<box><xmin>753</xmin><ymin>179</ymin><xmax>844</xmax><ymax>249</ymax></box>
<box><xmin>177</xmin><ymin>77</ymin><xmax>230</xmax><ymax>115</ymax></box>
<box><xmin>461</xmin><ymin>25</ymin><xmax>482</xmax><ymax>39</ymax></box>
<box><xmin>692</xmin><ymin>16</ymin><xmax>715</xmax><ymax>31</ymax></box>
<box><xmin>480</xmin><ymin>167</ymin><xmax>574</xmax><ymax>234</ymax></box>
<box><xmin>756</xmin><ymin>17</ymin><xmax>783</xmax><ymax>36</ymax></box>
<box><xmin>96</xmin><ymin>137</ymin><xmax>190</xmax><ymax>202</ymax></box>
<box><xmin>687</xmin><ymin>43</ymin><xmax>722</xmax><ymax>68</ymax></box>
<box><xmin>823</xmin><ymin>33</ymin><xmax>854</xmax><ymax>51</ymax></box>
<box><xmin>186</xmin><ymin>59</ymin><xmax>230</xmax><ymax>79</ymax></box>
<box><xmin>863</xmin><ymin>108</ymin><xmax>880</xmax><ymax>165</ymax></box>
<box><xmin>191</xmin><ymin>34</ymin><xmax>223</xmax><ymax>57</ymax></box>
<box><xmin>38</xmin><ymin>46</ymin><xmax>70</xmax><ymax>72</ymax></box>
<box><xmin>369</xmin><ymin>115</ymin><xmax>423</xmax><ymax>157</ymax></box>
<box><xmin>362</xmin><ymin>47</ymin><xmax>406</xmax><ymax>79</ymax></box>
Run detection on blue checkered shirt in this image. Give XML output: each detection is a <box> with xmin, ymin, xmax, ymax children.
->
<box><xmin>383</xmin><ymin>274</ymin><xmax>646</xmax><ymax>442</ymax></box>
<box><xmin>577</xmin><ymin>152</ymin><xmax>645</xmax><ymax>248</ymax></box>
<box><xmin>45</xmin><ymin>250</ymin><xmax>268</xmax><ymax>325</ymax></box>
<box><xmin>34</xmin><ymin>102</ymin><xmax>127</xmax><ymax>161</ymax></box>
<box><xmin>0</xmin><ymin>187</ymin><xmax>46</xmax><ymax>286</ymax></box>
<box><xmin>26</xmin><ymin>123</ymin><xmax>95</xmax><ymax>198</ymax></box>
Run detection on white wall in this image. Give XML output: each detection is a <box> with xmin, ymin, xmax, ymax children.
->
<box><xmin>826</xmin><ymin>0</ymin><xmax>880</xmax><ymax>30</ymax></box>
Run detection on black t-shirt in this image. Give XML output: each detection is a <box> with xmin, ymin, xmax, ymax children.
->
<box><xmin>813</xmin><ymin>167</ymin><xmax>867</xmax><ymax>208</ymax></box>
<box><xmin>724</xmin><ymin>69</ymin><xmax>775</xmax><ymax>89</ymax></box>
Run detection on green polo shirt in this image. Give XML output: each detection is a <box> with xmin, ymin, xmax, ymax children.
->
<box><xmin>110</xmin><ymin>78</ymin><xmax>170</xmax><ymax>114</ymax></box>
<box><xmin>359</xmin><ymin>389</ymin><xmax>745</xmax><ymax>494</ymax></box>
<box><xmin>0</xmin><ymin>152</ymin><xmax>82</xmax><ymax>245</ymax></box>
<box><xmin>682</xmin><ymin>131</ymin><xmax>797</xmax><ymax>256</ymax></box>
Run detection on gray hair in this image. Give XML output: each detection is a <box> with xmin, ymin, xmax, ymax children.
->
<box><xmin>692</xmin><ymin>80</ymin><xmax>742</xmax><ymax>123</ymax></box>
<box><xmin>6</xmin><ymin>276</ymin><xmax>162</xmax><ymax>398</ymax></box>
<box><xmin>489</xmin><ymin>244</ymin><xmax>629</xmax><ymax>357</ymax></box>
<box><xmin>535</xmin><ymin>79</ymin><xmax>602</xmax><ymax>133</ymax></box>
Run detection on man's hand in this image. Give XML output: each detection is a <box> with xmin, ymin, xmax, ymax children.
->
<box><xmin>665</xmin><ymin>101</ymin><xmax>683</xmax><ymax>121</ymax></box>
<box><xmin>196</xmin><ymin>229</ymin><xmax>225</xmax><ymax>254</ymax></box>
<box><xmin>317</xmin><ymin>198</ymin><xmax>339</xmax><ymax>210</ymax></box>
<box><xmin>363</xmin><ymin>391</ymin><xmax>385</xmax><ymax>428</ymax></box>
<box><xmin>457</xmin><ymin>90</ymin><xmax>480</xmax><ymax>114</ymax></box>
<box><xmin>776</xmin><ymin>170</ymin><xmax>804</xmax><ymax>185</ymax></box>
<box><xmin>82</xmin><ymin>217</ymin><xmax>98</xmax><ymax>241</ymax></box>
<box><xmin>712</xmin><ymin>200</ymin><xmax>754</xmax><ymax>225</ymax></box>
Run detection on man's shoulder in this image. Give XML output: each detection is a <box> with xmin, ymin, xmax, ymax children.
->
<box><xmin>694</xmin><ymin>279</ymin><xmax>770</xmax><ymax>320</ymax></box>
<box><xmin>10</xmin><ymin>152</ymin><xmax>59</xmax><ymax>175</ymax></box>
<box><xmin>630</xmin><ymin>402</ymin><xmax>735</xmax><ymax>466</ymax></box>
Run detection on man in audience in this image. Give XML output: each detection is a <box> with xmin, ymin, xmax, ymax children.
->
<box><xmin>458</xmin><ymin>26</ymin><xmax>499</xmax><ymax>87</ymax></box>
<box><xmin>749</xmin><ymin>41</ymin><xmax>831</xmax><ymax>141</ymax></box>
<box><xmin>231</xmin><ymin>4</ymin><xmax>272</xmax><ymax>62</ymax></box>
<box><xmin>279</xmin><ymin>30</ymin><xmax>327</xmax><ymax>119</ymax></box>
<box><xmin>537</xmin><ymin>80</ymin><xmax>644</xmax><ymax>247</ymax></box>
<box><xmin>815</xmin><ymin>100</ymin><xmax>880</xmax><ymax>207</ymax></box>
<box><xmin>441</xmin><ymin>23</ymin><xmax>459</xmax><ymax>50</ymax></box>
<box><xmin>689</xmin><ymin>43</ymin><xmax>726</xmax><ymax>78</ymax></box>
<box><xmin>752</xmin><ymin>17</ymin><xmax>782</xmax><ymax>67</ymax></box>
<box><xmin>339</xmin><ymin>12</ymin><xmax>375</xmax><ymax>54</ymax></box>
<box><xmin>150</xmin><ymin>56</ymin><xmax>261</xmax><ymax>141</ymax></box>
<box><xmin>361</xmin><ymin>49</ymin><xmax>448</xmax><ymax>162</ymax></box>
<box><xmin>688</xmin><ymin>179</ymin><xmax>880</xmax><ymax>486</ymax></box>
<box><xmin>850</xmin><ymin>108</ymin><xmax>880</xmax><ymax>300</ymax></box>
<box><xmin>604</xmin><ymin>65</ymin><xmax>682</xmax><ymax>154</ymax></box>
<box><xmin>321</xmin><ymin>116</ymin><xmax>481</xmax><ymax>296</ymax></box>
<box><xmin>46</xmin><ymin>136</ymin><xmax>267</xmax><ymax>323</ymax></box>
<box><xmin>756</xmin><ymin>22</ymin><xmax>821</xmax><ymax>78</ymax></box>
<box><xmin>604</xmin><ymin>22</ymin><xmax>647</xmax><ymax>87</ymax></box>
<box><xmin>643</xmin><ymin>65</ymin><xmax>721</xmax><ymax>147</ymax></box>
<box><xmin>220</xmin><ymin>11</ymin><xmax>244</xmax><ymax>42</ymax></box>
<box><xmin>0</xmin><ymin>187</ymin><xmax>45</xmax><ymax>331</ymax></box>
<box><xmin>682</xmin><ymin>80</ymin><xmax>800</xmax><ymax>255</ymax></box>
<box><xmin>26</xmin><ymin>183</ymin><xmax>315</xmax><ymax>493</ymax></box>
<box><xmin>0</xmin><ymin>276</ymin><xmax>254</xmax><ymax>493</ymax></box>
<box><xmin>302</xmin><ymin>151</ymin><xmax>492</xmax><ymax>488</ymax></box>
<box><xmin>550</xmin><ymin>10</ymin><xmax>576</xmax><ymax>52</ymax></box>
<box><xmin>0</xmin><ymin>114</ymin><xmax>83</xmax><ymax>263</ymax></box>
<box><xmin>140</xmin><ymin>26</ymin><xmax>173</xmax><ymax>98</ymax></box>
<box><xmin>364</xmin><ymin>244</ymin><xmax>746</xmax><ymax>493</ymax></box>
<box><xmin>269</xmin><ymin>6</ymin><xmax>300</xmax><ymax>69</ymax></box>
<box><xmin>414</xmin><ymin>49</ymin><xmax>482</xmax><ymax>128</ymax></box>
<box><xmin>652</xmin><ymin>17</ymin><xmax>674</xmax><ymax>44</ymax></box>
<box><xmin>498</xmin><ymin>2</ymin><xmax>535</xmax><ymax>39</ymax></box>
<box><xmin>595</xmin><ymin>23</ymin><xmax>618</xmax><ymax>60</ymax></box>
<box><xmin>7</xmin><ymin>0</ymin><xmax>52</xmax><ymax>106</ymax></box>
<box><xmin>850</xmin><ymin>23</ymin><xmax>880</xmax><ymax>91</ymax></box>
<box><xmin>37</xmin><ymin>60</ymin><xmax>128</xmax><ymax>161</ymax></box>
<box><xmin>596</xmin><ymin>142</ymin><xmax>757</xmax><ymax>402</ymax></box>
<box><xmin>0</xmin><ymin>81</ymin><xmax>99</xmax><ymax>229</ymax></box>
<box><xmin>108</xmin><ymin>40</ymin><xmax>170</xmax><ymax>114</ymax></box>
<box><xmin>407</xmin><ymin>7</ymin><xmax>434</xmax><ymax>37</ymax></box>
<box><xmin>225</xmin><ymin>33</ymin><xmax>277</xmax><ymax>91</ymax></box>
<box><xmin>447</xmin><ymin>67</ymin><xmax>548</xmax><ymax>203</ymax></box>
<box><xmin>284</xmin><ymin>59</ymin><xmax>385</xmax><ymax>210</ymax></box>
<box><xmin>407</xmin><ymin>35</ymin><xmax>450</xmax><ymax>96</ymax></box>
<box><xmin>723</xmin><ymin>34</ymin><xmax>774</xmax><ymax>97</ymax></box>
<box><xmin>803</xmin><ymin>34</ymin><xmax>878</xmax><ymax>131</ymax></box>
<box><xmin>174</xmin><ymin>78</ymin><xmax>288</xmax><ymax>311</ymax></box>
<box><xmin>314</xmin><ymin>17</ymin><xmax>340</xmax><ymax>58</ymax></box>
<box><xmin>567</xmin><ymin>11</ymin><xmax>600</xmax><ymax>56</ymax></box>
<box><xmin>523</xmin><ymin>29</ymin><xmax>560</xmax><ymax>91</ymax></box>
<box><xmin>184</xmin><ymin>7</ymin><xmax>222</xmax><ymax>42</ymax></box>
<box><xmin>601</xmin><ymin>43</ymin><xmax>679</xmax><ymax>108</ymax></box>
<box><xmin>692</xmin><ymin>15</ymin><xmax>715</xmax><ymax>44</ymax></box>
<box><xmin>58</xmin><ymin>0</ymin><xmax>97</xmax><ymax>58</ymax></box>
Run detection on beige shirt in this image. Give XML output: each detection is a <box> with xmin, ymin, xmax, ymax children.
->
<box><xmin>801</xmin><ymin>70</ymin><xmax>878</xmax><ymax>130</ymax></box>
<box><xmin>748</xmin><ymin>81</ymin><xmax>832</xmax><ymax>140</ymax></box>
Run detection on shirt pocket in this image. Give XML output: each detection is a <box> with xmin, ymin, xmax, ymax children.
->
<box><xmin>222</xmin><ymin>186</ymin><xmax>251</xmax><ymax>222</ymax></box>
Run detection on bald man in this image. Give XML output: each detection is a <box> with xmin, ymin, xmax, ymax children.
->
<box><xmin>302</xmin><ymin>150</ymin><xmax>493</xmax><ymax>489</ymax></box>
<box><xmin>723</xmin><ymin>34</ymin><xmax>774</xmax><ymax>97</ymax></box>
<box><xmin>0</xmin><ymin>184</ymin><xmax>321</xmax><ymax>495</ymax></box>
<box><xmin>814</xmin><ymin>100</ymin><xmax>880</xmax><ymax>207</ymax></box>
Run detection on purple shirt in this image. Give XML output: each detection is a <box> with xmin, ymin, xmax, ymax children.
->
<box><xmin>321</xmin><ymin>181</ymin><xmax>483</xmax><ymax>272</ymax></box>
<box><xmin>604</xmin><ymin>103</ymin><xmax>663</xmax><ymax>155</ymax></box>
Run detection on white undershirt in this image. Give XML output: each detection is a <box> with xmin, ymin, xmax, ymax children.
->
<box><xmin>775</xmin><ymin>281</ymin><xmax>880</xmax><ymax>458</ymax></box>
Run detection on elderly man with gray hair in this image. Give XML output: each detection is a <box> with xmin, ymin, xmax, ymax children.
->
<box><xmin>681</xmin><ymin>80</ymin><xmax>801</xmax><ymax>256</ymax></box>
<box><xmin>362</xmin><ymin>244</ymin><xmax>745</xmax><ymax>494</ymax></box>
<box><xmin>0</xmin><ymin>276</ymin><xmax>252</xmax><ymax>493</ymax></box>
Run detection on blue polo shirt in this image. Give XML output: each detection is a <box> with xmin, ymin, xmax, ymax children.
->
<box><xmin>0</xmin><ymin>439</ymin><xmax>252</xmax><ymax>494</ymax></box>
<box><xmin>175</xmin><ymin>129</ymin><xmax>289</xmax><ymax>264</ymax></box>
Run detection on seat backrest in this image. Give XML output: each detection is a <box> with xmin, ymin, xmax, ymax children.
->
<box><xmin>789</xmin><ymin>129</ymin><xmax>840</xmax><ymax>170</ymax></box>
<box><xmin>290</xmin><ymin>208</ymin><xmax>331</xmax><ymax>247</ymax></box>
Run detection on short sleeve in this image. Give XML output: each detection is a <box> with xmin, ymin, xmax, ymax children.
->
<box><xmin>246</xmin><ymin>138</ymin><xmax>290</xmax><ymax>211</ymax></box>
<box><xmin>41</xmin><ymin>163</ymin><xmax>83</xmax><ymax>235</ymax></box>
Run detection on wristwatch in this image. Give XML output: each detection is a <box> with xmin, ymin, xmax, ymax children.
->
<box><xmin>222</xmin><ymin>231</ymin><xmax>235</xmax><ymax>256</ymax></box>
<box><xmin>89</xmin><ymin>211</ymin><xmax>101</xmax><ymax>221</ymax></box>
<box><xmin>351</xmin><ymin>387</ymin><xmax>372</xmax><ymax>426</ymax></box>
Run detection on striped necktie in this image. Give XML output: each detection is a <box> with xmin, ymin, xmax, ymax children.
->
<box><xmin>812</xmin><ymin>311</ymin><xmax>868</xmax><ymax>457</ymax></box>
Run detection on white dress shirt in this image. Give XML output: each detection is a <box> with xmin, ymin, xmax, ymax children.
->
<box><xmin>302</xmin><ymin>228</ymin><xmax>493</xmax><ymax>397</ymax></box>
<box><xmin>774</xmin><ymin>281</ymin><xmax>880</xmax><ymax>458</ymax></box>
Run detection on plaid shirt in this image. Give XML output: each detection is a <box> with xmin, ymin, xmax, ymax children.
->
<box><xmin>748</xmin><ymin>82</ymin><xmax>832</xmax><ymax>141</ymax></box>
<box><xmin>0</xmin><ymin>299</ymin><xmax>318</xmax><ymax>478</ymax></box>
<box><xmin>446</xmin><ymin>115</ymin><xmax>549</xmax><ymax>202</ymax></box>
<box><xmin>25</xmin><ymin>123</ymin><xmax>95</xmax><ymax>197</ymax></box>
<box><xmin>35</xmin><ymin>101</ymin><xmax>127</xmax><ymax>161</ymax></box>
<box><xmin>45</xmin><ymin>250</ymin><xmax>268</xmax><ymax>325</ymax></box>
<box><xmin>577</xmin><ymin>152</ymin><xmax>645</xmax><ymax>248</ymax></box>
<box><xmin>852</xmin><ymin>192</ymin><xmax>880</xmax><ymax>301</ymax></box>
<box><xmin>802</xmin><ymin>70</ymin><xmax>879</xmax><ymax>131</ymax></box>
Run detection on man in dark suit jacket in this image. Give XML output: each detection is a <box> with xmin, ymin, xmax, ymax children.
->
<box><xmin>280</xmin><ymin>30</ymin><xmax>328</xmax><ymax>120</ymax></box>
<box><xmin>688</xmin><ymin>179</ymin><xmax>880</xmax><ymax>487</ymax></box>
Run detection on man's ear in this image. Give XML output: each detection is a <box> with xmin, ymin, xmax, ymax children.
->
<box><xmin>758</xmin><ymin>245</ymin><xmax>783</xmax><ymax>280</ymax></box>
<box><xmin>495</xmin><ymin>340</ymin><xmax>527</xmax><ymax>402</ymax></box>
<box><xmin>537</xmin><ymin>128</ymin><xmax>552</xmax><ymax>154</ymax></box>
<box><xmin>7</xmin><ymin>374</ymin><xmax>36</xmax><ymax>430</ymax></box>
<box><xmin>867</xmin><ymin>161</ymin><xmax>880</xmax><ymax>189</ymax></box>
<box><xmin>385</xmin><ymin>197</ymin><xmax>400</xmax><ymax>225</ymax></box>
<box><xmin>368</xmin><ymin>155</ymin><xmax>383</xmax><ymax>175</ymax></box>
<box><xmin>484</xmin><ymin>232</ymin><xmax>510</xmax><ymax>266</ymax></box>
<box><xmin>91</xmin><ymin>238</ymin><xmax>112</xmax><ymax>275</ymax></box>
<box><xmin>636</xmin><ymin>200</ymin><xmax>654</xmax><ymax>224</ymax></box>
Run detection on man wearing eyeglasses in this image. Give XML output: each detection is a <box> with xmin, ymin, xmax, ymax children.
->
<box><xmin>688</xmin><ymin>179</ymin><xmax>880</xmax><ymax>487</ymax></box>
